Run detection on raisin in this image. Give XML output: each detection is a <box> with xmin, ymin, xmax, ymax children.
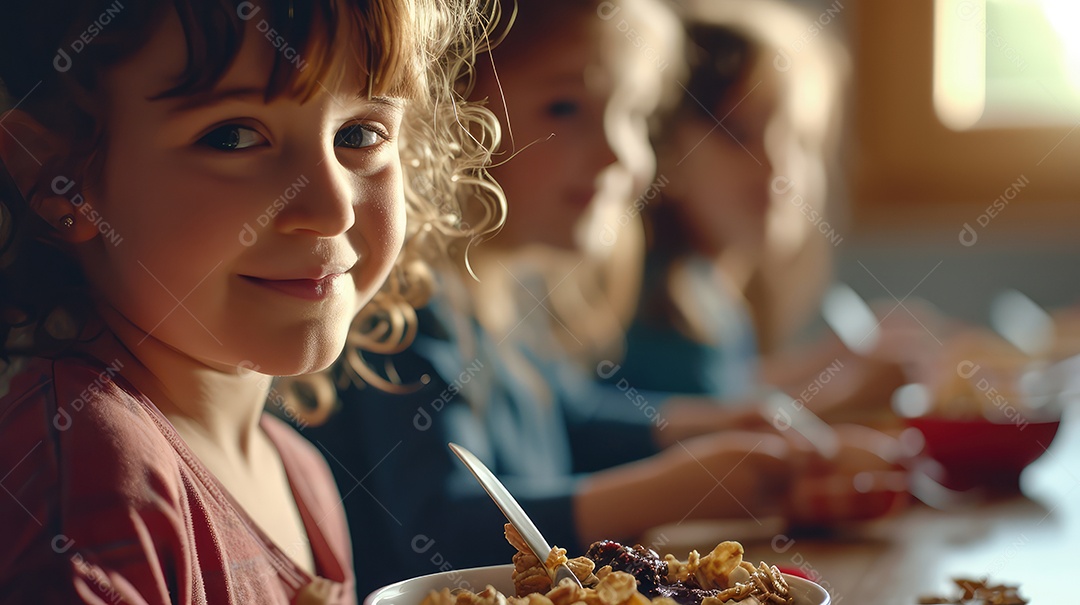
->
<box><xmin>585</xmin><ymin>540</ymin><xmax>720</xmax><ymax>605</ymax></box>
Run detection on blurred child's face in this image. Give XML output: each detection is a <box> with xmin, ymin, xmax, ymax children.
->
<box><xmin>664</xmin><ymin>60</ymin><xmax>781</xmax><ymax>256</ymax></box>
<box><xmin>77</xmin><ymin>10</ymin><xmax>406</xmax><ymax>376</ymax></box>
<box><xmin>478</xmin><ymin>14</ymin><xmax>659</xmax><ymax>251</ymax></box>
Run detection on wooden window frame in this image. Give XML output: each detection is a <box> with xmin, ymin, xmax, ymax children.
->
<box><xmin>848</xmin><ymin>0</ymin><xmax>1080</xmax><ymax>239</ymax></box>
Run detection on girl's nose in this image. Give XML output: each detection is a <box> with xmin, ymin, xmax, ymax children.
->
<box><xmin>273</xmin><ymin>159</ymin><xmax>356</xmax><ymax>237</ymax></box>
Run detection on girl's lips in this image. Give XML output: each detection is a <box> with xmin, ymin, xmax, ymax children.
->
<box><xmin>241</xmin><ymin>274</ymin><xmax>344</xmax><ymax>301</ymax></box>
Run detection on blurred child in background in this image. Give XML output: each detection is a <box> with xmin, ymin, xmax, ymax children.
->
<box><xmin>618</xmin><ymin>0</ymin><xmax>907</xmax><ymax>422</ymax></box>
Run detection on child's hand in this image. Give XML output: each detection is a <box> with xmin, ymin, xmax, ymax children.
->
<box><xmin>575</xmin><ymin>431</ymin><xmax>795</xmax><ymax>543</ymax></box>
<box><xmin>864</xmin><ymin>298</ymin><xmax>952</xmax><ymax>366</ymax></box>
<box><xmin>783</xmin><ymin>424</ymin><xmax>909</xmax><ymax>526</ymax></box>
<box><xmin>653</xmin><ymin>397</ymin><xmax>784</xmax><ymax>448</ymax></box>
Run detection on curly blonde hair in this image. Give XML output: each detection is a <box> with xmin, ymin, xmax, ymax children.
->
<box><xmin>283</xmin><ymin>0</ymin><xmax>510</xmax><ymax>422</ymax></box>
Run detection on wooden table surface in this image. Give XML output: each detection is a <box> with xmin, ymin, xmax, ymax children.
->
<box><xmin>645</xmin><ymin>406</ymin><xmax>1080</xmax><ymax>603</ymax></box>
<box><xmin>759</xmin><ymin>408</ymin><xmax>1078</xmax><ymax>603</ymax></box>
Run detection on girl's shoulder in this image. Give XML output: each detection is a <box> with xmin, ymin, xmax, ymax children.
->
<box><xmin>2</xmin><ymin>355</ymin><xmax>155</xmax><ymax>426</ymax></box>
<box><xmin>0</xmin><ymin>355</ymin><xmax>185</xmax><ymax>505</ymax></box>
<box><xmin>0</xmin><ymin>356</ymin><xmax>198</xmax><ymax>603</ymax></box>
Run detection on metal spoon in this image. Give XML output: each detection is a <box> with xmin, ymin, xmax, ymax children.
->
<box><xmin>449</xmin><ymin>443</ymin><xmax>583</xmax><ymax>588</ymax></box>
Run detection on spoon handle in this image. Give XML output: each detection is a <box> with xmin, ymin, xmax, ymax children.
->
<box><xmin>449</xmin><ymin>442</ymin><xmax>583</xmax><ymax>588</ymax></box>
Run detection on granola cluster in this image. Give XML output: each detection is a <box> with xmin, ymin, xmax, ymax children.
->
<box><xmin>419</xmin><ymin>525</ymin><xmax>794</xmax><ymax>605</ymax></box>
<box><xmin>917</xmin><ymin>578</ymin><xmax>1027</xmax><ymax>605</ymax></box>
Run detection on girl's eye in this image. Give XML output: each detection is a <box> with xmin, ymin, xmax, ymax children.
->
<box><xmin>547</xmin><ymin>100</ymin><xmax>580</xmax><ymax>118</ymax></box>
<box><xmin>335</xmin><ymin>124</ymin><xmax>384</xmax><ymax>149</ymax></box>
<box><xmin>198</xmin><ymin>125</ymin><xmax>267</xmax><ymax>151</ymax></box>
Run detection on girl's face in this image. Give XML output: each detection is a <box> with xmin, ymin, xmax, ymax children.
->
<box><xmin>664</xmin><ymin>60</ymin><xmax>782</xmax><ymax>256</ymax></box>
<box><xmin>477</xmin><ymin>14</ymin><xmax>659</xmax><ymax>251</ymax></box>
<box><xmin>77</xmin><ymin>11</ymin><xmax>406</xmax><ymax>376</ymax></box>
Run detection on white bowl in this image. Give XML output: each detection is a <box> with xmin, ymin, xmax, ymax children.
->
<box><xmin>365</xmin><ymin>564</ymin><xmax>830</xmax><ymax>605</ymax></box>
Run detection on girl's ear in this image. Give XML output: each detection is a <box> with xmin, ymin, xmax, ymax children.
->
<box><xmin>0</xmin><ymin>109</ymin><xmax>98</xmax><ymax>243</ymax></box>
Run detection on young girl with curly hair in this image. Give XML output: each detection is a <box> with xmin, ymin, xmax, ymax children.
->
<box><xmin>0</xmin><ymin>0</ymin><xmax>503</xmax><ymax>602</ymax></box>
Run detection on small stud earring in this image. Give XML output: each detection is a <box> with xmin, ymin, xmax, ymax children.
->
<box><xmin>59</xmin><ymin>214</ymin><xmax>74</xmax><ymax>229</ymax></box>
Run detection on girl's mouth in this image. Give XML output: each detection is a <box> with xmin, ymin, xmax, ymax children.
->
<box><xmin>240</xmin><ymin>274</ymin><xmax>344</xmax><ymax>301</ymax></box>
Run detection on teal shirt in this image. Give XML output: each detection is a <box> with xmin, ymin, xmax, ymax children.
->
<box><xmin>617</xmin><ymin>256</ymin><xmax>760</xmax><ymax>398</ymax></box>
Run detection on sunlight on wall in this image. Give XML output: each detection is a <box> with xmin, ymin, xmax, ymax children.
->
<box><xmin>934</xmin><ymin>0</ymin><xmax>1077</xmax><ymax>130</ymax></box>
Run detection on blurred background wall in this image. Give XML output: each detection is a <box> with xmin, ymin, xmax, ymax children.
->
<box><xmin>788</xmin><ymin>0</ymin><xmax>1080</xmax><ymax>326</ymax></box>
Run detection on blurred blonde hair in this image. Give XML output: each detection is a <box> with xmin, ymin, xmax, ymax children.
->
<box><xmin>471</xmin><ymin>0</ymin><xmax>686</xmax><ymax>370</ymax></box>
<box><xmin>667</xmin><ymin>0</ymin><xmax>851</xmax><ymax>352</ymax></box>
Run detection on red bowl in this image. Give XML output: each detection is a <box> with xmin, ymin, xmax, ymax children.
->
<box><xmin>904</xmin><ymin>415</ymin><xmax>1061</xmax><ymax>491</ymax></box>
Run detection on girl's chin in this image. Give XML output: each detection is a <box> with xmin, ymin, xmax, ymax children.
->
<box><xmin>251</xmin><ymin>357</ymin><xmax>338</xmax><ymax>378</ymax></box>
<box><xmin>248</xmin><ymin>335</ymin><xmax>348</xmax><ymax>377</ymax></box>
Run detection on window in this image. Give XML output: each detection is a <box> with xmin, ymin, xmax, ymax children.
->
<box><xmin>935</xmin><ymin>0</ymin><xmax>1080</xmax><ymax>130</ymax></box>
<box><xmin>850</xmin><ymin>0</ymin><xmax>1080</xmax><ymax>233</ymax></box>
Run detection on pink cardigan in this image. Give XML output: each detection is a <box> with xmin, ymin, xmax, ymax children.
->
<box><xmin>0</xmin><ymin>357</ymin><xmax>355</xmax><ymax>604</ymax></box>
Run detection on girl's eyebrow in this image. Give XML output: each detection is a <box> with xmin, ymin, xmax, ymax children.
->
<box><xmin>353</xmin><ymin>94</ymin><xmax>406</xmax><ymax>110</ymax></box>
<box><xmin>165</xmin><ymin>86</ymin><xmax>405</xmax><ymax>115</ymax></box>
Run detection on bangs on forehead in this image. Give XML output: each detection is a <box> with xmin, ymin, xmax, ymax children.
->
<box><xmin>160</xmin><ymin>0</ymin><xmax>424</xmax><ymax>102</ymax></box>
